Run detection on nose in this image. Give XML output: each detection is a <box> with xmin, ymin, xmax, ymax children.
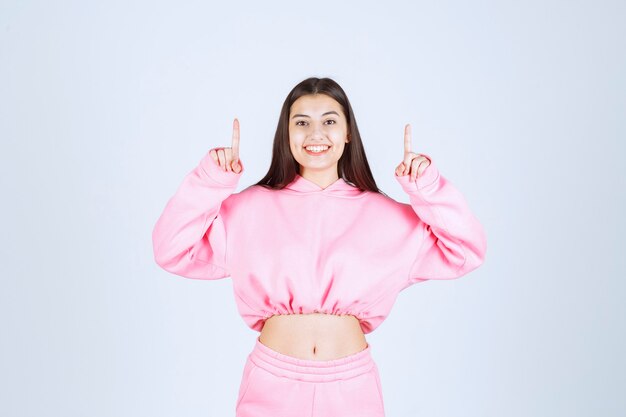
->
<box><xmin>308</xmin><ymin>124</ymin><xmax>325</xmax><ymax>141</ymax></box>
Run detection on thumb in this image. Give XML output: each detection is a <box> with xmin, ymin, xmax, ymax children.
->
<box><xmin>395</xmin><ymin>162</ymin><xmax>405</xmax><ymax>176</ymax></box>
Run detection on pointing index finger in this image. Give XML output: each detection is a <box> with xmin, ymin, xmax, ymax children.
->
<box><xmin>404</xmin><ymin>123</ymin><xmax>412</xmax><ymax>155</ymax></box>
<box><xmin>232</xmin><ymin>118</ymin><xmax>240</xmax><ymax>161</ymax></box>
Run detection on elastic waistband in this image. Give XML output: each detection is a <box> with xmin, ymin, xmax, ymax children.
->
<box><xmin>249</xmin><ymin>336</ymin><xmax>375</xmax><ymax>383</ymax></box>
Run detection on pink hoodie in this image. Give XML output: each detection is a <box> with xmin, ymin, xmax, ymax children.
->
<box><xmin>152</xmin><ymin>148</ymin><xmax>487</xmax><ymax>334</ymax></box>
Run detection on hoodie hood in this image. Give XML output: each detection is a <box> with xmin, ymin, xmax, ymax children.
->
<box><xmin>283</xmin><ymin>174</ymin><xmax>364</xmax><ymax>196</ymax></box>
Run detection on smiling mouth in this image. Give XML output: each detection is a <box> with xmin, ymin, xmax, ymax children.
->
<box><xmin>304</xmin><ymin>145</ymin><xmax>331</xmax><ymax>155</ymax></box>
<box><xmin>304</xmin><ymin>145</ymin><xmax>331</xmax><ymax>150</ymax></box>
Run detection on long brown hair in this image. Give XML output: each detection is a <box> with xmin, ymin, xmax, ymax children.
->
<box><xmin>253</xmin><ymin>77</ymin><xmax>387</xmax><ymax>196</ymax></box>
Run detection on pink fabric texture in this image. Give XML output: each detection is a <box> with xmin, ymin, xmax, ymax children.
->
<box><xmin>235</xmin><ymin>337</ymin><xmax>385</xmax><ymax>417</ymax></box>
<box><xmin>152</xmin><ymin>148</ymin><xmax>487</xmax><ymax>334</ymax></box>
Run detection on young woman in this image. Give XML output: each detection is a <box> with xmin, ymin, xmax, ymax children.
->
<box><xmin>152</xmin><ymin>77</ymin><xmax>487</xmax><ymax>417</ymax></box>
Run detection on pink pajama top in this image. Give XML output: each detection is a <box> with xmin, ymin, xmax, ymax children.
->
<box><xmin>152</xmin><ymin>148</ymin><xmax>487</xmax><ymax>334</ymax></box>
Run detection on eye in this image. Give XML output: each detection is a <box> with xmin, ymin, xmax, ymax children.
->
<box><xmin>294</xmin><ymin>119</ymin><xmax>336</xmax><ymax>126</ymax></box>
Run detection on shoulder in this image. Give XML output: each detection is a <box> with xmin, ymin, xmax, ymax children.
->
<box><xmin>222</xmin><ymin>184</ymin><xmax>274</xmax><ymax>205</ymax></box>
<box><xmin>363</xmin><ymin>190</ymin><xmax>416</xmax><ymax>220</ymax></box>
<box><xmin>364</xmin><ymin>189</ymin><xmax>407</xmax><ymax>208</ymax></box>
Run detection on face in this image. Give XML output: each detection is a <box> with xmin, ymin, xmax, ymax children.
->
<box><xmin>288</xmin><ymin>94</ymin><xmax>350</xmax><ymax>177</ymax></box>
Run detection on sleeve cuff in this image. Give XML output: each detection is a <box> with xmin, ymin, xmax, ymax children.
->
<box><xmin>394</xmin><ymin>153</ymin><xmax>440</xmax><ymax>192</ymax></box>
<box><xmin>198</xmin><ymin>147</ymin><xmax>245</xmax><ymax>187</ymax></box>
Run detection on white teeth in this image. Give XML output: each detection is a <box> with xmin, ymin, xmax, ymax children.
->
<box><xmin>305</xmin><ymin>145</ymin><xmax>329</xmax><ymax>153</ymax></box>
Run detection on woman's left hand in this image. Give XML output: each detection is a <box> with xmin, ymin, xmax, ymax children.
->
<box><xmin>395</xmin><ymin>123</ymin><xmax>431</xmax><ymax>182</ymax></box>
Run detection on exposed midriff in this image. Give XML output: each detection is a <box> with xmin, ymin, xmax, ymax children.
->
<box><xmin>258</xmin><ymin>312</ymin><xmax>368</xmax><ymax>361</ymax></box>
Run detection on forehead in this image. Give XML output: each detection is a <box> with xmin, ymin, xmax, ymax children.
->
<box><xmin>290</xmin><ymin>94</ymin><xmax>344</xmax><ymax>117</ymax></box>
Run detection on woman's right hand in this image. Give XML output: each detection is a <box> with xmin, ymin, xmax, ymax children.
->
<box><xmin>209</xmin><ymin>118</ymin><xmax>242</xmax><ymax>174</ymax></box>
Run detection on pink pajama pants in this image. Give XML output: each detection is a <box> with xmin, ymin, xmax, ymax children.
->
<box><xmin>235</xmin><ymin>336</ymin><xmax>386</xmax><ymax>417</ymax></box>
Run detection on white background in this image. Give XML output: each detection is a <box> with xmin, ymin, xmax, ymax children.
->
<box><xmin>1</xmin><ymin>1</ymin><xmax>624</xmax><ymax>416</ymax></box>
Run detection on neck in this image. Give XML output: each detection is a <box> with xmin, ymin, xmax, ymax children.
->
<box><xmin>299</xmin><ymin>168</ymin><xmax>340</xmax><ymax>189</ymax></box>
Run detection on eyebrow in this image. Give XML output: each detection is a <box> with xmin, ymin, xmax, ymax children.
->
<box><xmin>291</xmin><ymin>111</ymin><xmax>340</xmax><ymax>119</ymax></box>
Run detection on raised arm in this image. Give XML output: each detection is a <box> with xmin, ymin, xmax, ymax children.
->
<box><xmin>152</xmin><ymin>118</ymin><xmax>245</xmax><ymax>279</ymax></box>
<box><xmin>394</xmin><ymin>124</ymin><xmax>487</xmax><ymax>283</ymax></box>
